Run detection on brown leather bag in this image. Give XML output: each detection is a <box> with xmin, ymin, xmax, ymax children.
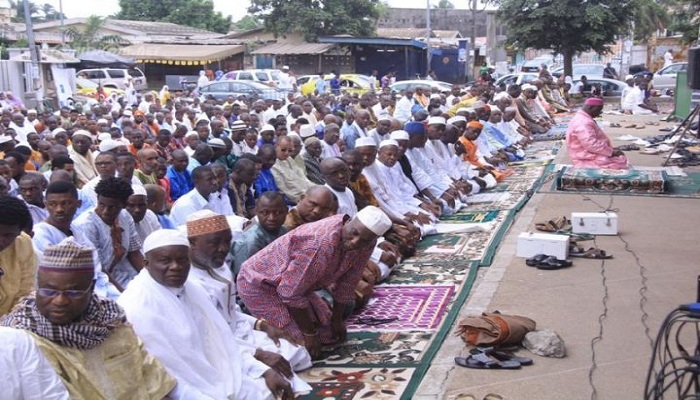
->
<box><xmin>455</xmin><ymin>311</ymin><xmax>536</xmax><ymax>346</ymax></box>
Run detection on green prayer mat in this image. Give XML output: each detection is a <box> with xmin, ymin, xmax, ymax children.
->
<box><xmin>556</xmin><ymin>166</ymin><xmax>668</xmax><ymax>194</ymax></box>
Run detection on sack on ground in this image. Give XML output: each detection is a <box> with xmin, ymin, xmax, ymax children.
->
<box><xmin>455</xmin><ymin>311</ymin><xmax>536</xmax><ymax>346</ymax></box>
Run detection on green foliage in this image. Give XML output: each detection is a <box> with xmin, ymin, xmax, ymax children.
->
<box><xmin>63</xmin><ymin>15</ymin><xmax>130</xmax><ymax>53</ymax></box>
<box><xmin>493</xmin><ymin>0</ymin><xmax>634</xmax><ymax>76</ymax></box>
<box><xmin>116</xmin><ymin>0</ymin><xmax>232</xmax><ymax>34</ymax></box>
<box><xmin>248</xmin><ymin>0</ymin><xmax>381</xmax><ymax>41</ymax></box>
<box><xmin>9</xmin><ymin>0</ymin><xmax>65</xmax><ymax>22</ymax></box>
<box><xmin>435</xmin><ymin>0</ymin><xmax>455</xmax><ymax>9</ymax></box>
<box><xmin>664</xmin><ymin>0</ymin><xmax>700</xmax><ymax>44</ymax></box>
<box><xmin>631</xmin><ymin>0</ymin><xmax>669</xmax><ymax>42</ymax></box>
<box><xmin>232</xmin><ymin>15</ymin><xmax>263</xmax><ymax>32</ymax></box>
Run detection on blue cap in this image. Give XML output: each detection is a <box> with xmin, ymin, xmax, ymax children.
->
<box><xmin>404</xmin><ymin>121</ymin><xmax>425</xmax><ymax>136</ymax></box>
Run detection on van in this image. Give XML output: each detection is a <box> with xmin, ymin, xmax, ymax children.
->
<box><xmin>221</xmin><ymin>69</ymin><xmax>281</xmax><ymax>87</ymax></box>
<box><xmin>76</xmin><ymin>67</ymin><xmax>148</xmax><ymax>91</ymax></box>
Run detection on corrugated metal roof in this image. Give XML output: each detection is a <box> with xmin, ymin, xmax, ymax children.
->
<box><xmin>120</xmin><ymin>44</ymin><xmax>245</xmax><ymax>64</ymax></box>
<box><xmin>376</xmin><ymin>28</ymin><xmax>427</xmax><ymax>39</ymax></box>
<box><xmin>251</xmin><ymin>43</ymin><xmax>334</xmax><ymax>55</ymax></box>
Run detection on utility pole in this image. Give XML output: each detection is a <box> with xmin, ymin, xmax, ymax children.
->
<box><xmin>426</xmin><ymin>0</ymin><xmax>431</xmax><ymax>78</ymax></box>
<box><xmin>23</xmin><ymin>0</ymin><xmax>43</xmax><ymax>111</ymax></box>
<box><xmin>470</xmin><ymin>0</ymin><xmax>477</xmax><ymax>81</ymax></box>
<box><xmin>59</xmin><ymin>0</ymin><xmax>65</xmax><ymax>45</ymax></box>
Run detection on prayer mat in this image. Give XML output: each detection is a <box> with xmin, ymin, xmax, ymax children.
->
<box><xmin>556</xmin><ymin>166</ymin><xmax>668</xmax><ymax>194</ymax></box>
<box><xmin>386</xmin><ymin>261</ymin><xmax>470</xmax><ymax>285</ymax></box>
<box><xmin>532</xmin><ymin>131</ymin><xmax>567</xmax><ymax>141</ymax></box>
<box><xmin>438</xmin><ymin>210</ymin><xmax>500</xmax><ymax>223</ymax></box>
<box><xmin>346</xmin><ymin>285</ymin><xmax>455</xmax><ymax>331</ymax></box>
<box><xmin>315</xmin><ymin>331</ymin><xmax>433</xmax><ymax>367</ymax></box>
<box><xmin>299</xmin><ymin>367</ymin><xmax>414</xmax><ymax>400</ymax></box>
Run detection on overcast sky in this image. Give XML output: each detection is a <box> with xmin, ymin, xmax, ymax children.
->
<box><xmin>41</xmin><ymin>0</ymin><xmax>467</xmax><ymax>23</ymax></box>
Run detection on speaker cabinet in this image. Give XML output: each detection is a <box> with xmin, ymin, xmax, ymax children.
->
<box><xmin>689</xmin><ymin>47</ymin><xmax>700</xmax><ymax>90</ymax></box>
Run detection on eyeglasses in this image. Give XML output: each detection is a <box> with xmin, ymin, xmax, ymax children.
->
<box><xmin>37</xmin><ymin>281</ymin><xmax>94</xmax><ymax>299</ymax></box>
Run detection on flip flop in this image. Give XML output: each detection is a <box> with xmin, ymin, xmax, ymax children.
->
<box><xmin>536</xmin><ymin>256</ymin><xmax>573</xmax><ymax>270</ymax></box>
<box><xmin>454</xmin><ymin>353</ymin><xmax>521</xmax><ymax>370</ymax></box>
<box><xmin>483</xmin><ymin>394</ymin><xmax>504</xmax><ymax>400</ymax></box>
<box><xmin>471</xmin><ymin>347</ymin><xmax>534</xmax><ymax>366</ymax></box>
<box><xmin>526</xmin><ymin>254</ymin><xmax>548</xmax><ymax>267</ymax></box>
<box><xmin>570</xmin><ymin>248</ymin><xmax>613</xmax><ymax>259</ymax></box>
<box><xmin>535</xmin><ymin>216</ymin><xmax>570</xmax><ymax>232</ymax></box>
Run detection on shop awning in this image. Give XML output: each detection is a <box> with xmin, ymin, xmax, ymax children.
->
<box><xmin>119</xmin><ymin>44</ymin><xmax>245</xmax><ymax>65</ymax></box>
<box><xmin>250</xmin><ymin>42</ymin><xmax>334</xmax><ymax>55</ymax></box>
<box><xmin>10</xmin><ymin>49</ymin><xmax>80</xmax><ymax>63</ymax></box>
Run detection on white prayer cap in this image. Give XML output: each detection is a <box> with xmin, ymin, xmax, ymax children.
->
<box><xmin>52</xmin><ymin>127</ymin><xmax>66</xmax><ymax>135</ymax></box>
<box><xmin>429</xmin><ymin>93</ymin><xmax>441</xmax><ymax>100</ymax></box>
<box><xmin>447</xmin><ymin>116</ymin><xmax>466</xmax><ymax>125</ymax></box>
<box><xmin>0</xmin><ymin>135</ymin><xmax>13</xmax><ymax>144</ymax></box>
<box><xmin>355</xmin><ymin>205</ymin><xmax>392</xmax><ymax>236</ymax></box>
<box><xmin>123</xmin><ymin>109</ymin><xmax>133</xmax><ymax>116</ymax></box>
<box><xmin>299</xmin><ymin>124</ymin><xmax>315</xmax><ymax>139</ymax></box>
<box><xmin>97</xmin><ymin>133</ymin><xmax>111</xmax><ymax>142</ymax></box>
<box><xmin>564</xmin><ymin>76</ymin><xmax>573</xmax><ymax>85</ymax></box>
<box><xmin>98</xmin><ymin>139</ymin><xmax>120</xmax><ymax>152</ymax></box>
<box><xmin>625</xmin><ymin>74</ymin><xmax>634</xmax><ymax>80</ymax></box>
<box><xmin>261</xmin><ymin>124</ymin><xmax>275</xmax><ymax>133</ymax></box>
<box><xmin>504</xmin><ymin>106</ymin><xmax>518</xmax><ymax>113</ymax></box>
<box><xmin>195</xmin><ymin>114</ymin><xmax>210</xmax><ymax>124</ymax></box>
<box><xmin>131</xmin><ymin>184</ymin><xmax>147</xmax><ymax>197</ymax></box>
<box><xmin>427</xmin><ymin>116</ymin><xmax>446</xmax><ymax>125</ymax></box>
<box><xmin>143</xmin><ymin>229</ymin><xmax>190</xmax><ymax>254</ymax></box>
<box><xmin>27</xmin><ymin>109</ymin><xmax>37</xmax><ymax>114</ymax></box>
<box><xmin>494</xmin><ymin>92</ymin><xmax>510</xmax><ymax>101</ymax></box>
<box><xmin>377</xmin><ymin>114</ymin><xmax>393</xmax><ymax>123</ymax></box>
<box><xmin>379</xmin><ymin>139</ymin><xmax>399</xmax><ymax>149</ymax></box>
<box><xmin>521</xmin><ymin>84</ymin><xmax>537</xmax><ymax>91</ymax></box>
<box><xmin>472</xmin><ymin>100</ymin><xmax>486</xmax><ymax>109</ymax></box>
<box><xmin>208</xmin><ymin>138</ymin><xmax>226</xmax><ymax>148</ymax></box>
<box><xmin>456</xmin><ymin>107</ymin><xmax>471</xmax><ymax>114</ymax></box>
<box><xmin>72</xmin><ymin>130</ymin><xmax>92</xmax><ymax>139</ymax></box>
<box><xmin>390</xmin><ymin>130</ymin><xmax>409</xmax><ymax>141</ymax></box>
<box><xmin>282</xmin><ymin>65</ymin><xmax>290</xmax><ymax>70</ymax></box>
<box><xmin>355</xmin><ymin>137</ymin><xmax>376</xmax><ymax>148</ymax></box>
<box><xmin>185</xmin><ymin>131</ymin><xmax>199</xmax><ymax>139</ymax></box>
<box><xmin>231</xmin><ymin>120</ymin><xmax>247</xmax><ymax>131</ymax></box>
<box><xmin>15</xmin><ymin>142</ymin><xmax>30</xmax><ymax>150</ymax></box>
<box><xmin>97</xmin><ymin>118</ymin><xmax>109</xmax><ymax>125</ymax></box>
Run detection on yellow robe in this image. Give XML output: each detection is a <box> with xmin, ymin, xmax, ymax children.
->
<box><xmin>0</xmin><ymin>233</ymin><xmax>36</xmax><ymax>316</ymax></box>
<box><xmin>31</xmin><ymin>324</ymin><xmax>176</xmax><ymax>400</ymax></box>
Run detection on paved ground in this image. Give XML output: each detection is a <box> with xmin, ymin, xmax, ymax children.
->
<box><xmin>414</xmin><ymin>111</ymin><xmax>700</xmax><ymax>400</ymax></box>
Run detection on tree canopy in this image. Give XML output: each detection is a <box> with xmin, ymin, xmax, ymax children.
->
<box><xmin>9</xmin><ymin>0</ymin><xmax>67</xmax><ymax>23</ymax></box>
<box><xmin>116</xmin><ymin>0</ymin><xmax>232</xmax><ymax>34</ymax></box>
<box><xmin>232</xmin><ymin>15</ymin><xmax>263</xmax><ymax>32</ymax></box>
<box><xmin>492</xmin><ymin>0</ymin><xmax>634</xmax><ymax>76</ymax></box>
<box><xmin>248</xmin><ymin>0</ymin><xmax>382</xmax><ymax>41</ymax></box>
<box><xmin>665</xmin><ymin>0</ymin><xmax>700</xmax><ymax>44</ymax></box>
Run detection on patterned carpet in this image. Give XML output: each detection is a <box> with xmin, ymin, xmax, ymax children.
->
<box><xmin>297</xmin><ymin>139</ymin><xmax>561</xmax><ymax>399</ymax></box>
<box><xmin>346</xmin><ymin>285</ymin><xmax>455</xmax><ymax>331</ymax></box>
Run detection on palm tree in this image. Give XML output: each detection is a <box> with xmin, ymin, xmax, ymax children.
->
<box><xmin>63</xmin><ymin>15</ymin><xmax>130</xmax><ymax>53</ymax></box>
<box><xmin>9</xmin><ymin>0</ymin><xmax>40</xmax><ymax>23</ymax></box>
<box><xmin>39</xmin><ymin>3</ymin><xmax>59</xmax><ymax>21</ymax></box>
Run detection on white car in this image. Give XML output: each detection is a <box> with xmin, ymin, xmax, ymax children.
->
<box><xmin>76</xmin><ymin>67</ymin><xmax>147</xmax><ymax>91</ymax></box>
<box><xmin>389</xmin><ymin>80</ymin><xmax>453</xmax><ymax>93</ymax></box>
<box><xmin>551</xmin><ymin>64</ymin><xmax>605</xmax><ymax>81</ymax></box>
<box><xmin>494</xmin><ymin>73</ymin><xmax>539</xmax><ymax>87</ymax></box>
<box><xmin>652</xmin><ymin>62</ymin><xmax>688</xmax><ymax>92</ymax></box>
<box><xmin>221</xmin><ymin>69</ymin><xmax>282</xmax><ymax>87</ymax></box>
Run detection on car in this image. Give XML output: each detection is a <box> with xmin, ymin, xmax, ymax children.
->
<box><xmin>494</xmin><ymin>73</ymin><xmax>539</xmax><ymax>87</ymax></box>
<box><xmin>389</xmin><ymin>79</ymin><xmax>453</xmax><ymax>94</ymax></box>
<box><xmin>74</xmin><ymin>77</ymin><xmax>125</xmax><ymax>98</ymax></box>
<box><xmin>573</xmin><ymin>77</ymin><xmax>628</xmax><ymax>97</ymax></box>
<box><xmin>76</xmin><ymin>67</ymin><xmax>147</xmax><ymax>91</ymax></box>
<box><xmin>298</xmin><ymin>74</ymin><xmax>375</xmax><ymax>96</ymax></box>
<box><xmin>652</xmin><ymin>62</ymin><xmax>688</xmax><ymax>92</ymax></box>
<box><xmin>551</xmin><ymin>64</ymin><xmax>605</xmax><ymax>80</ymax></box>
<box><xmin>521</xmin><ymin>56</ymin><xmax>559</xmax><ymax>73</ymax></box>
<box><xmin>197</xmin><ymin>80</ymin><xmax>289</xmax><ymax>101</ymax></box>
<box><xmin>221</xmin><ymin>69</ymin><xmax>282</xmax><ymax>87</ymax></box>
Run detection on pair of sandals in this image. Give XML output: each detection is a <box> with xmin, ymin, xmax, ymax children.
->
<box><xmin>455</xmin><ymin>347</ymin><xmax>533</xmax><ymax>370</ymax></box>
<box><xmin>570</xmin><ymin>246</ymin><xmax>613</xmax><ymax>259</ymax></box>
<box><xmin>526</xmin><ymin>254</ymin><xmax>573</xmax><ymax>270</ymax></box>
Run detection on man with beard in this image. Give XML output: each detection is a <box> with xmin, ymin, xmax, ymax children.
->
<box><xmin>67</xmin><ymin>131</ymin><xmax>96</xmax><ymax>188</ymax></box>
<box><xmin>1</xmin><ymin>238</ymin><xmax>177</xmax><ymax>398</ymax></box>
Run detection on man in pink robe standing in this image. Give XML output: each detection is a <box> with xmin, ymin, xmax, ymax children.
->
<box><xmin>566</xmin><ymin>97</ymin><xmax>629</xmax><ymax>169</ymax></box>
